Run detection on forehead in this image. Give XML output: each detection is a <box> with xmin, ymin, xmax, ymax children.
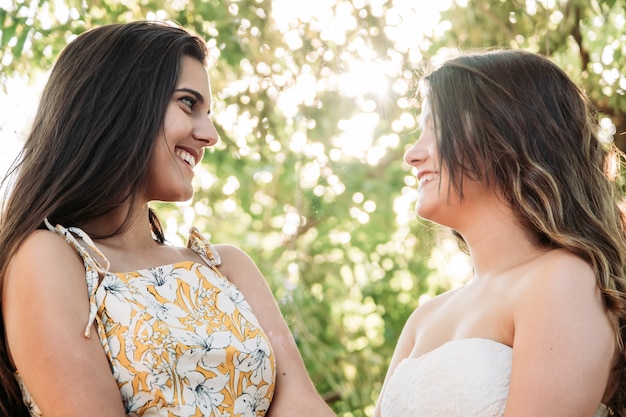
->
<box><xmin>419</xmin><ymin>98</ymin><xmax>432</xmax><ymax>127</ymax></box>
<box><xmin>177</xmin><ymin>55</ymin><xmax>211</xmax><ymax>97</ymax></box>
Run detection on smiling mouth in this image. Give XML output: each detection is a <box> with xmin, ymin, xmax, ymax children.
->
<box><xmin>175</xmin><ymin>148</ymin><xmax>196</xmax><ymax>167</ymax></box>
<box><xmin>419</xmin><ymin>173</ymin><xmax>436</xmax><ymax>186</ymax></box>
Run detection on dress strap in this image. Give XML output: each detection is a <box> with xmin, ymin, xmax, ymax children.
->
<box><xmin>187</xmin><ymin>227</ymin><xmax>223</xmax><ymax>276</ymax></box>
<box><xmin>44</xmin><ymin>218</ymin><xmax>110</xmax><ymax>338</ymax></box>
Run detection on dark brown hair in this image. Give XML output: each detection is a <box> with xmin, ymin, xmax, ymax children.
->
<box><xmin>425</xmin><ymin>49</ymin><xmax>626</xmax><ymax>415</ymax></box>
<box><xmin>0</xmin><ymin>21</ymin><xmax>207</xmax><ymax>415</ymax></box>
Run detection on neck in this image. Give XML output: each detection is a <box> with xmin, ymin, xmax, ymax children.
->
<box><xmin>455</xmin><ymin>200</ymin><xmax>547</xmax><ymax>280</ymax></box>
<box><xmin>80</xmin><ymin>204</ymin><xmax>160</xmax><ymax>251</ymax></box>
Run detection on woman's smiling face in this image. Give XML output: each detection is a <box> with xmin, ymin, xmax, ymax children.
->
<box><xmin>404</xmin><ymin>98</ymin><xmax>448</xmax><ymax>222</ymax></box>
<box><xmin>404</xmin><ymin>99</ymin><xmax>492</xmax><ymax>229</ymax></box>
<box><xmin>144</xmin><ymin>55</ymin><xmax>219</xmax><ymax>203</ymax></box>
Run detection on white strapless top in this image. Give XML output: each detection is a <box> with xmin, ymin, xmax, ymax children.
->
<box><xmin>380</xmin><ymin>338</ymin><xmax>608</xmax><ymax>417</ymax></box>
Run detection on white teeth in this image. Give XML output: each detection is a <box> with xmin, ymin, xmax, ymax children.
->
<box><xmin>175</xmin><ymin>149</ymin><xmax>196</xmax><ymax>166</ymax></box>
<box><xmin>419</xmin><ymin>174</ymin><xmax>435</xmax><ymax>185</ymax></box>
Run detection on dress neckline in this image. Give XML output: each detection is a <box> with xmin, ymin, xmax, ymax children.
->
<box><xmin>110</xmin><ymin>260</ymin><xmax>208</xmax><ymax>276</ymax></box>
<box><xmin>406</xmin><ymin>337</ymin><xmax>512</xmax><ymax>363</ymax></box>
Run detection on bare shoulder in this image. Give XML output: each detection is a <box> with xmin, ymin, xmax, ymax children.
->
<box><xmin>7</xmin><ymin>229</ymin><xmax>84</xmax><ymax>283</ymax></box>
<box><xmin>15</xmin><ymin>228</ymin><xmax>72</xmax><ymax>254</ymax></box>
<box><xmin>211</xmin><ymin>243</ymin><xmax>267</xmax><ymax>291</ymax></box>
<box><xmin>4</xmin><ymin>228</ymin><xmax>90</xmax><ymax>320</ymax></box>
<box><xmin>213</xmin><ymin>243</ymin><xmax>251</xmax><ymax>263</ymax></box>
<box><xmin>4</xmin><ymin>228</ymin><xmax>91</xmax><ymax>341</ymax></box>
<box><xmin>212</xmin><ymin>244</ymin><xmax>257</xmax><ymax>274</ymax></box>
<box><xmin>399</xmin><ymin>285</ymin><xmax>466</xmax><ymax>341</ymax></box>
<box><xmin>517</xmin><ymin>248</ymin><xmax>598</xmax><ymax>299</ymax></box>
<box><xmin>538</xmin><ymin>247</ymin><xmax>593</xmax><ymax>270</ymax></box>
<box><xmin>513</xmin><ymin>248</ymin><xmax>606</xmax><ymax>333</ymax></box>
<box><xmin>408</xmin><ymin>285</ymin><xmax>466</xmax><ymax>319</ymax></box>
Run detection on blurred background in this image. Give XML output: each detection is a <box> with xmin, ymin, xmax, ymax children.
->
<box><xmin>1</xmin><ymin>0</ymin><xmax>625</xmax><ymax>415</ymax></box>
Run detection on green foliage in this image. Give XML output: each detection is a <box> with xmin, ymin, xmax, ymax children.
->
<box><xmin>2</xmin><ymin>1</ymin><xmax>626</xmax><ymax>415</ymax></box>
<box><xmin>435</xmin><ymin>0</ymin><xmax>626</xmax><ymax>149</ymax></box>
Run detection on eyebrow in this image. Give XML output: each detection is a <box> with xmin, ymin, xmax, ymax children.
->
<box><xmin>174</xmin><ymin>87</ymin><xmax>212</xmax><ymax>114</ymax></box>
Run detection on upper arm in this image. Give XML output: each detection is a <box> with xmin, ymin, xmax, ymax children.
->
<box><xmin>2</xmin><ymin>230</ymin><xmax>125</xmax><ymax>417</ymax></box>
<box><xmin>505</xmin><ymin>253</ymin><xmax>614</xmax><ymax>417</ymax></box>
<box><xmin>215</xmin><ymin>244</ymin><xmax>335</xmax><ymax>417</ymax></box>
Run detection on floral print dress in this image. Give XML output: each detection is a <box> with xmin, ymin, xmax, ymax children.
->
<box><xmin>15</xmin><ymin>222</ymin><xmax>276</xmax><ymax>417</ymax></box>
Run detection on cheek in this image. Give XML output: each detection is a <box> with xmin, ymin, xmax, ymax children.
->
<box><xmin>150</xmin><ymin>137</ymin><xmax>169</xmax><ymax>164</ymax></box>
<box><xmin>162</xmin><ymin>105</ymin><xmax>192</xmax><ymax>137</ymax></box>
<box><xmin>146</xmin><ymin>138</ymin><xmax>178</xmax><ymax>183</ymax></box>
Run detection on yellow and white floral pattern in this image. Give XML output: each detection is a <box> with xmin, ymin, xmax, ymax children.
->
<box><xmin>16</xmin><ymin>224</ymin><xmax>276</xmax><ymax>417</ymax></box>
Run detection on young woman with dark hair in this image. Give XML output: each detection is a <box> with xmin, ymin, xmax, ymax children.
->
<box><xmin>0</xmin><ymin>21</ymin><xmax>335</xmax><ymax>417</ymax></box>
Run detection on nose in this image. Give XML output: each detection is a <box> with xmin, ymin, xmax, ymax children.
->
<box><xmin>194</xmin><ymin>115</ymin><xmax>219</xmax><ymax>147</ymax></box>
<box><xmin>404</xmin><ymin>132</ymin><xmax>430</xmax><ymax>168</ymax></box>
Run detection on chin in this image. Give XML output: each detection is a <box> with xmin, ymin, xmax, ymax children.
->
<box><xmin>174</xmin><ymin>182</ymin><xmax>194</xmax><ymax>201</ymax></box>
<box><xmin>415</xmin><ymin>204</ymin><xmax>441</xmax><ymax>224</ymax></box>
<box><xmin>160</xmin><ymin>189</ymin><xmax>194</xmax><ymax>203</ymax></box>
<box><xmin>177</xmin><ymin>191</ymin><xmax>194</xmax><ymax>202</ymax></box>
<box><xmin>415</xmin><ymin>203</ymin><xmax>432</xmax><ymax>220</ymax></box>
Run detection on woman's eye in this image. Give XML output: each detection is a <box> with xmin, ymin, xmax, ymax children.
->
<box><xmin>180</xmin><ymin>97</ymin><xmax>196</xmax><ymax>110</ymax></box>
